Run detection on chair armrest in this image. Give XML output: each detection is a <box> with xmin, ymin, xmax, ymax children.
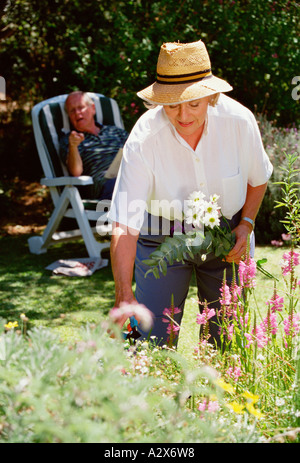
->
<box><xmin>41</xmin><ymin>176</ymin><xmax>94</xmax><ymax>187</ymax></box>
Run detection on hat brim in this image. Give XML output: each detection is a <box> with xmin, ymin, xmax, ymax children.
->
<box><xmin>137</xmin><ymin>75</ymin><xmax>232</xmax><ymax>105</ymax></box>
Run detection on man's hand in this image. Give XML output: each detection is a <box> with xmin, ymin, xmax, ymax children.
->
<box><xmin>69</xmin><ymin>131</ymin><xmax>84</xmax><ymax>148</ymax></box>
<box><xmin>66</xmin><ymin>132</ymin><xmax>84</xmax><ymax>176</ymax></box>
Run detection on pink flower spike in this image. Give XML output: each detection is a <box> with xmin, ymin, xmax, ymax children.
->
<box><xmin>196</xmin><ymin>308</ymin><xmax>216</xmax><ymax>325</ymax></box>
<box><xmin>283</xmin><ymin>313</ymin><xmax>300</xmax><ymax>337</ymax></box>
<box><xmin>266</xmin><ymin>293</ymin><xmax>284</xmax><ymax>313</ymax></box>
<box><xmin>196</xmin><ymin>313</ymin><xmax>206</xmax><ymax>325</ymax></box>
<box><xmin>220</xmin><ymin>283</ymin><xmax>231</xmax><ymax>306</ymax></box>
<box><xmin>281</xmin><ymin>250</ymin><xmax>300</xmax><ymax>276</ymax></box>
<box><xmin>238</xmin><ymin>257</ymin><xmax>256</xmax><ymax>288</ymax></box>
<box><xmin>262</xmin><ymin>312</ymin><xmax>278</xmax><ymax>336</ymax></box>
<box><xmin>166</xmin><ymin>324</ymin><xmax>180</xmax><ymax>334</ymax></box>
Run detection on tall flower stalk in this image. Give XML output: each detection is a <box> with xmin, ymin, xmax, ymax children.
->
<box><xmin>162</xmin><ymin>294</ymin><xmax>181</xmax><ymax>348</ymax></box>
<box><xmin>274</xmin><ymin>152</ymin><xmax>300</xmax><ymax>245</ymax></box>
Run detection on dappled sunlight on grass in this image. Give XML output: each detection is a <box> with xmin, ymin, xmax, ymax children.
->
<box><xmin>0</xmin><ymin>235</ymin><xmax>296</xmax><ymax>351</ymax></box>
<box><xmin>0</xmin><ymin>235</ymin><xmax>115</xmax><ymax>338</ymax></box>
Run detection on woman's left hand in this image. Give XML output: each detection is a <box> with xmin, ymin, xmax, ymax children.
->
<box><xmin>225</xmin><ymin>222</ymin><xmax>252</xmax><ymax>264</ymax></box>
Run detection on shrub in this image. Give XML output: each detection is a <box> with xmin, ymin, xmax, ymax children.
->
<box><xmin>0</xmin><ymin>322</ymin><xmax>263</xmax><ymax>443</ymax></box>
<box><xmin>1</xmin><ymin>0</ymin><xmax>299</xmax><ymax>128</ymax></box>
<box><xmin>255</xmin><ymin>115</ymin><xmax>300</xmax><ymax>244</ymax></box>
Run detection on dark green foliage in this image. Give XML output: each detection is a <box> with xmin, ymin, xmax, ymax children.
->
<box><xmin>1</xmin><ymin>0</ymin><xmax>299</xmax><ymax>129</ymax></box>
<box><xmin>254</xmin><ymin>116</ymin><xmax>300</xmax><ymax>244</ymax></box>
<box><xmin>144</xmin><ymin>227</ymin><xmax>235</xmax><ymax>279</ymax></box>
<box><xmin>0</xmin><ymin>0</ymin><xmax>299</xmax><ymax>243</ymax></box>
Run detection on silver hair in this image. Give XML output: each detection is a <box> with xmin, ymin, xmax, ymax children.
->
<box><xmin>64</xmin><ymin>91</ymin><xmax>94</xmax><ymax>112</ymax></box>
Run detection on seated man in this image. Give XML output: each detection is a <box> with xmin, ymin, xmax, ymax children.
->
<box><xmin>59</xmin><ymin>91</ymin><xmax>128</xmax><ymax>200</ymax></box>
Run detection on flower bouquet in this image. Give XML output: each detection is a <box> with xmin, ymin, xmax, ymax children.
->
<box><xmin>143</xmin><ymin>191</ymin><xmax>236</xmax><ymax>279</ymax></box>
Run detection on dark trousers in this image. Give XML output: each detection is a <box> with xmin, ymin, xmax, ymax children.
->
<box><xmin>134</xmin><ymin>211</ymin><xmax>242</xmax><ymax>347</ymax></box>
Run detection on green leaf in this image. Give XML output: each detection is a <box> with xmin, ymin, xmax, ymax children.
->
<box><xmin>142</xmin><ymin>259</ymin><xmax>158</xmax><ymax>267</ymax></box>
<box><xmin>159</xmin><ymin>259</ymin><xmax>168</xmax><ymax>276</ymax></box>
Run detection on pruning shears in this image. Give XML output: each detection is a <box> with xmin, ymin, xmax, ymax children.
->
<box><xmin>123</xmin><ymin>316</ymin><xmax>141</xmax><ymax>343</ymax></box>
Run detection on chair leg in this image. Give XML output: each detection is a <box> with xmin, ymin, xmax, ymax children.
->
<box><xmin>28</xmin><ymin>185</ymin><xmax>110</xmax><ymax>259</ymax></box>
<box><xmin>28</xmin><ymin>186</ymin><xmax>71</xmax><ymax>254</ymax></box>
<box><xmin>67</xmin><ymin>186</ymin><xmax>109</xmax><ymax>258</ymax></box>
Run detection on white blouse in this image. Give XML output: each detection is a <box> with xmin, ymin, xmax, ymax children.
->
<box><xmin>108</xmin><ymin>94</ymin><xmax>273</xmax><ymax>232</ymax></box>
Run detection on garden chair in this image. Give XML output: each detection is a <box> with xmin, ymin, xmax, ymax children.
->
<box><xmin>28</xmin><ymin>92</ymin><xmax>124</xmax><ymax>260</ymax></box>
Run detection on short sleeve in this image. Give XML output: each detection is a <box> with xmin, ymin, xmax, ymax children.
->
<box><xmin>108</xmin><ymin>142</ymin><xmax>152</xmax><ymax>231</ymax></box>
<box><xmin>244</xmin><ymin>113</ymin><xmax>273</xmax><ymax>186</ymax></box>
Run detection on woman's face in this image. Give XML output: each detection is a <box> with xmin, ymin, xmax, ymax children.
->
<box><xmin>163</xmin><ymin>97</ymin><xmax>210</xmax><ymax>139</ymax></box>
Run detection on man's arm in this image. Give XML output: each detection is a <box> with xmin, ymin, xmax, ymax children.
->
<box><xmin>226</xmin><ymin>182</ymin><xmax>268</xmax><ymax>263</ymax></box>
<box><xmin>110</xmin><ymin>222</ymin><xmax>140</xmax><ymax>327</ymax></box>
<box><xmin>66</xmin><ymin>131</ymin><xmax>84</xmax><ymax>176</ymax></box>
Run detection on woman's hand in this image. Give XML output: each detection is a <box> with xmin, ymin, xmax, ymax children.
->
<box><xmin>225</xmin><ymin>222</ymin><xmax>252</xmax><ymax>264</ymax></box>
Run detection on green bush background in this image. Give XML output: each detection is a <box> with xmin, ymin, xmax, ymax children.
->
<box><xmin>0</xmin><ymin>0</ymin><xmax>299</xmax><ymax>243</ymax></box>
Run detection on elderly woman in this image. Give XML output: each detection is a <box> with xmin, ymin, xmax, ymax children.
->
<box><xmin>108</xmin><ymin>40</ymin><xmax>273</xmax><ymax>346</ymax></box>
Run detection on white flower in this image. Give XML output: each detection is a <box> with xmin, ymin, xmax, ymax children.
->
<box><xmin>202</xmin><ymin>211</ymin><xmax>220</xmax><ymax>228</ymax></box>
<box><xmin>209</xmin><ymin>193</ymin><xmax>220</xmax><ymax>203</ymax></box>
<box><xmin>188</xmin><ymin>190</ymin><xmax>206</xmax><ymax>204</ymax></box>
<box><xmin>203</xmin><ymin>199</ymin><xmax>221</xmax><ymax>215</ymax></box>
<box><xmin>185</xmin><ymin>206</ymin><xmax>202</xmax><ymax>228</ymax></box>
<box><xmin>184</xmin><ymin>191</ymin><xmax>221</xmax><ymax>230</ymax></box>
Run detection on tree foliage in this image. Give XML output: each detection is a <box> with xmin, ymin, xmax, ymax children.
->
<box><xmin>0</xmin><ymin>0</ymin><xmax>299</xmax><ymax>244</ymax></box>
<box><xmin>1</xmin><ymin>0</ymin><xmax>299</xmax><ymax>129</ymax></box>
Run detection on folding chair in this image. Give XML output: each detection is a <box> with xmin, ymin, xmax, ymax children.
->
<box><xmin>28</xmin><ymin>92</ymin><xmax>124</xmax><ymax>260</ymax></box>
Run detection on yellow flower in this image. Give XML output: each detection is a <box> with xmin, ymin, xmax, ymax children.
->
<box><xmin>215</xmin><ymin>378</ymin><xmax>235</xmax><ymax>394</ymax></box>
<box><xmin>245</xmin><ymin>402</ymin><xmax>264</xmax><ymax>419</ymax></box>
<box><xmin>226</xmin><ymin>401</ymin><xmax>245</xmax><ymax>414</ymax></box>
<box><xmin>242</xmin><ymin>391</ymin><xmax>260</xmax><ymax>404</ymax></box>
<box><xmin>5</xmin><ymin>321</ymin><xmax>18</xmax><ymax>330</ymax></box>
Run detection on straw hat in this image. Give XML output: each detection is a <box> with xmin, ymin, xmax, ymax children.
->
<box><xmin>137</xmin><ymin>40</ymin><xmax>232</xmax><ymax>105</ymax></box>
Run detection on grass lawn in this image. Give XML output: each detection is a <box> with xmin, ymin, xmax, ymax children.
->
<box><xmin>0</xmin><ymin>234</ymin><xmax>286</xmax><ymax>352</ymax></box>
<box><xmin>0</xmin><ymin>235</ymin><xmax>114</xmax><ymax>341</ymax></box>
